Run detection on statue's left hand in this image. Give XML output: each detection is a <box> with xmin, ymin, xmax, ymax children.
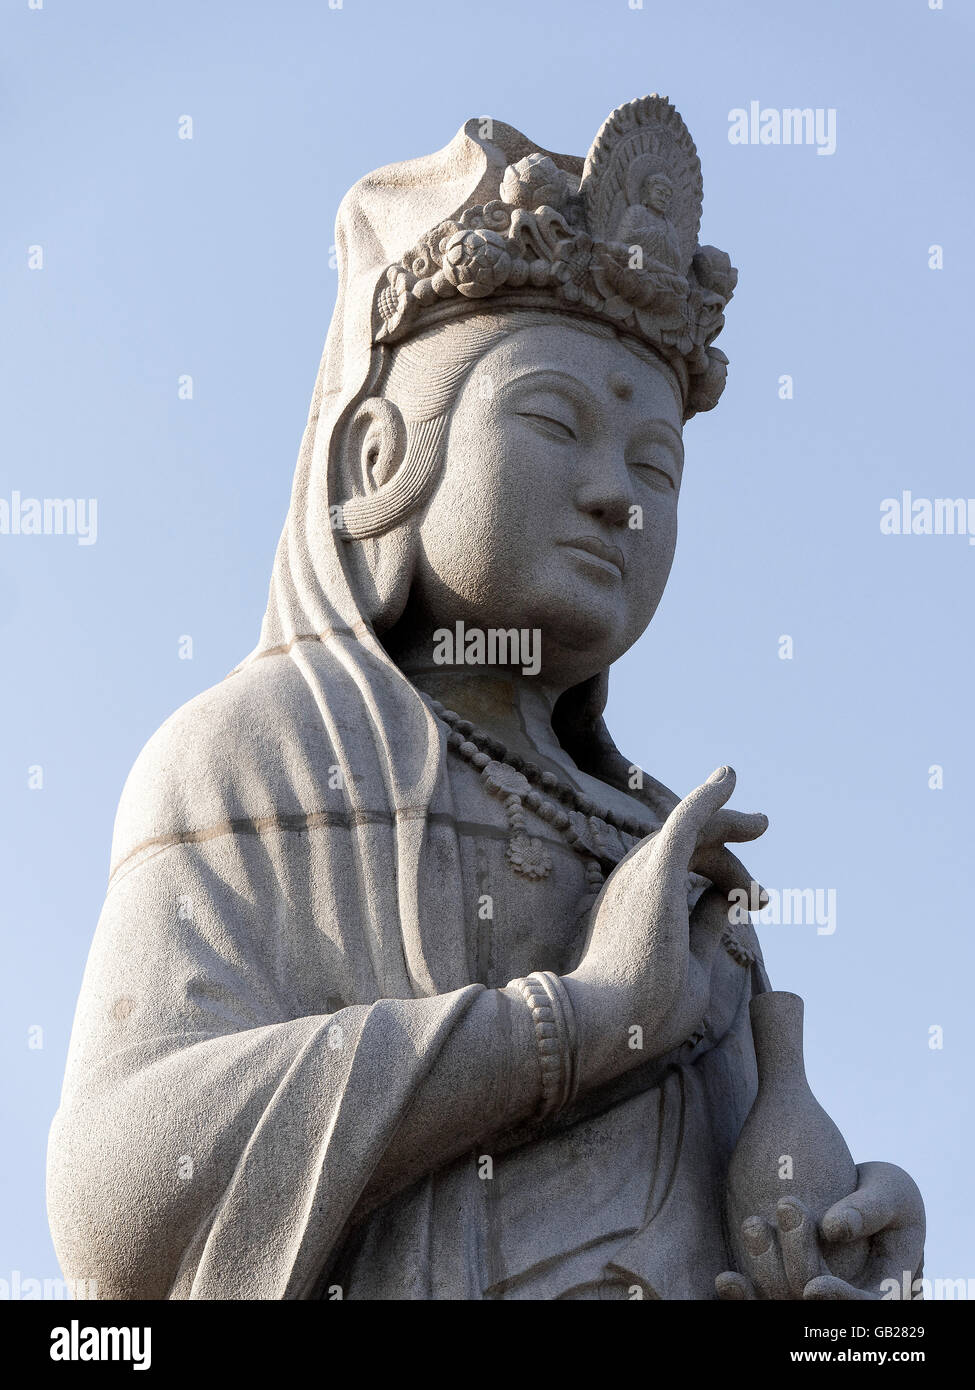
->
<box><xmin>715</xmin><ymin>1162</ymin><xmax>925</xmax><ymax>1300</ymax></box>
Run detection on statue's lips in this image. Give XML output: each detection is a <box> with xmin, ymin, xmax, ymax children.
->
<box><xmin>558</xmin><ymin>536</ymin><xmax>625</xmax><ymax>578</ymax></box>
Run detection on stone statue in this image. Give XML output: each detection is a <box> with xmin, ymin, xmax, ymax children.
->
<box><xmin>47</xmin><ymin>96</ymin><xmax>924</xmax><ymax>1300</ymax></box>
<box><xmin>615</xmin><ymin>173</ymin><xmax>684</xmax><ymax>279</ymax></box>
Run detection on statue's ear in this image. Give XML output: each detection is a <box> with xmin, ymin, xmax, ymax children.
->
<box><xmin>343</xmin><ymin>398</ymin><xmax>407</xmax><ymax>495</ymax></box>
<box><xmin>338</xmin><ymin>397</ymin><xmax>447</xmax><ymax>541</ymax></box>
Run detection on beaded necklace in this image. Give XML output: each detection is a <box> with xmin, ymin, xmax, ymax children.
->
<box><xmin>428</xmin><ymin>698</ymin><xmax>649</xmax><ymax>895</ymax></box>
<box><xmin>427</xmin><ymin>696</ymin><xmax>755</xmax><ymax>970</ymax></box>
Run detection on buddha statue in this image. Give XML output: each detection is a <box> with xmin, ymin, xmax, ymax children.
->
<box><xmin>47</xmin><ymin>96</ymin><xmax>924</xmax><ymax>1301</ymax></box>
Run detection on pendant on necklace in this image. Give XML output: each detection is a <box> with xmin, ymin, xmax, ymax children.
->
<box><xmin>479</xmin><ymin>760</ymin><xmax>554</xmax><ymax>880</ymax></box>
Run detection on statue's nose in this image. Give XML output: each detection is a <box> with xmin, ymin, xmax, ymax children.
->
<box><xmin>574</xmin><ymin>456</ymin><xmax>636</xmax><ymax>528</ymax></box>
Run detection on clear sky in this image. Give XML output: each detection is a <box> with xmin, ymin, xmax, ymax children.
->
<box><xmin>2</xmin><ymin>0</ymin><xmax>973</xmax><ymax>1293</ymax></box>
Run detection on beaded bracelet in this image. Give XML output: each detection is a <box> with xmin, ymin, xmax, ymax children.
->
<box><xmin>509</xmin><ymin>970</ymin><xmax>579</xmax><ymax>1120</ymax></box>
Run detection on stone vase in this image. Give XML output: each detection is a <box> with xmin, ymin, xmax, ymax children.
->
<box><xmin>726</xmin><ymin>990</ymin><xmax>870</xmax><ymax>1289</ymax></box>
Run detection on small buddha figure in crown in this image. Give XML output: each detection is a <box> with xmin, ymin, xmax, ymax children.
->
<box><xmin>614</xmin><ymin>171</ymin><xmax>685</xmax><ymax>280</ymax></box>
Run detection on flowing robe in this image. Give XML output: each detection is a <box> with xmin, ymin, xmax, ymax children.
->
<box><xmin>47</xmin><ymin>631</ymin><xmax>762</xmax><ymax>1299</ymax></box>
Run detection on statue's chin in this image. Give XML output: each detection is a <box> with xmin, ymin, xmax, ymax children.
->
<box><xmin>531</xmin><ymin>590</ymin><xmax>652</xmax><ymax>664</ymax></box>
<box><xmin>526</xmin><ymin>612</ymin><xmax>630</xmax><ymax>679</ymax></box>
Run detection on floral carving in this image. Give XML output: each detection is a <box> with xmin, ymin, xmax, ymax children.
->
<box><xmin>373</xmin><ymin>98</ymin><xmax>738</xmax><ymax>414</ymax></box>
<box><xmin>482</xmin><ymin>762</ymin><xmax>531</xmax><ymax>799</ymax></box>
<box><xmin>499</xmin><ymin>154</ymin><xmax>569</xmax><ymax>212</ymax></box>
<box><xmin>442</xmin><ymin>228</ymin><xmax>513</xmax><ymax>298</ymax></box>
<box><xmin>692</xmin><ymin>245</ymin><xmax>738</xmax><ymax>301</ymax></box>
<box><xmin>506</xmin><ymin>834</ymin><xmax>553</xmax><ymax>881</ymax></box>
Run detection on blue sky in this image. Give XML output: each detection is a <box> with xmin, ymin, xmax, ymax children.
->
<box><xmin>2</xmin><ymin>0</ymin><xmax>973</xmax><ymax>1292</ymax></box>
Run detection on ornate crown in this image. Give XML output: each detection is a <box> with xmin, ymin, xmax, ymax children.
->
<box><xmin>371</xmin><ymin>96</ymin><xmax>737</xmax><ymax>414</ymax></box>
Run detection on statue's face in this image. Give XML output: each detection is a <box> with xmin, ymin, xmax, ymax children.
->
<box><xmin>644</xmin><ymin>176</ymin><xmax>673</xmax><ymax>214</ymax></box>
<box><xmin>406</xmin><ymin>323</ymin><xmax>684</xmax><ymax>687</ymax></box>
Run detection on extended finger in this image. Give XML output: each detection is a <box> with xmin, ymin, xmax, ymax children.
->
<box><xmin>803</xmin><ymin>1275</ymin><xmax>878</xmax><ymax>1301</ymax></box>
<box><xmin>777</xmin><ymin>1198</ymin><xmax>828</xmax><ymax>1297</ymax></box>
<box><xmin>715</xmin><ymin>1271</ymin><xmax>757</xmax><ymax>1300</ymax></box>
<box><xmin>700</xmin><ymin>809</ymin><xmax>769</xmax><ymax>845</ymax></box>
<box><xmin>740</xmin><ymin>1214</ymin><xmax>790</xmax><ymax>1300</ymax></box>
<box><xmin>821</xmin><ymin>1162</ymin><xmax>925</xmax><ymax>1245</ymax></box>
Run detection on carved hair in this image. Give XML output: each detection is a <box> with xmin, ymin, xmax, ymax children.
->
<box><xmin>339</xmin><ymin>308</ymin><xmax>684</xmax><ymax>540</ymax></box>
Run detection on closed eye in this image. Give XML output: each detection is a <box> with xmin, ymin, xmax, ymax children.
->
<box><xmin>516</xmin><ymin>411</ymin><xmax>577</xmax><ymax>442</ymax></box>
<box><xmin>629</xmin><ymin>448</ymin><xmax>678</xmax><ymax>490</ymax></box>
<box><xmin>630</xmin><ymin>462</ymin><xmax>677</xmax><ymax>491</ymax></box>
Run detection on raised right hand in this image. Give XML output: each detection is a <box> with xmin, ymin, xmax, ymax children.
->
<box><xmin>563</xmin><ymin>766</ymin><xmax>766</xmax><ymax>1092</ymax></box>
